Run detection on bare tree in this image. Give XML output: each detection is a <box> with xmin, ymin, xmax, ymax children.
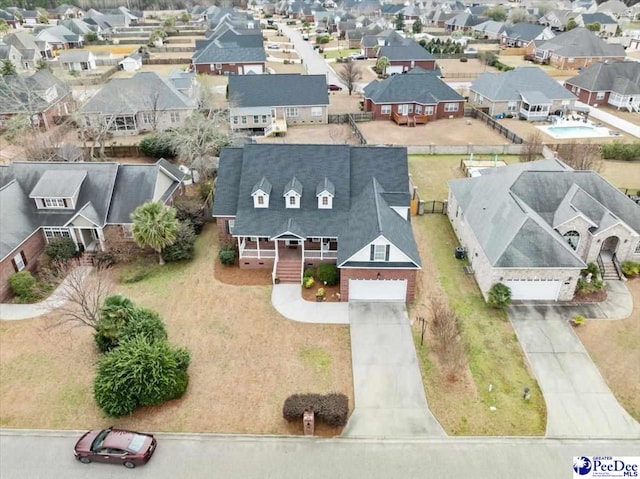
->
<box><xmin>337</xmin><ymin>59</ymin><xmax>362</xmax><ymax>96</ymax></box>
<box><xmin>46</xmin><ymin>265</ymin><xmax>113</xmax><ymax>331</ymax></box>
<box><xmin>428</xmin><ymin>294</ymin><xmax>466</xmax><ymax>381</ymax></box>
<box><xmin>519</xmin><ymin>131</ymin><xmax>543</xmax><ymax>163</ymax></box>
<box><xmin>143</xmin><ymin>91</ymin><xmax>162</xmax><ymax>132</ymax></box>
<box><xmin>555</xmin><ymin>140</ymin><xmax>602</xmax><ymax>172</ymax></box>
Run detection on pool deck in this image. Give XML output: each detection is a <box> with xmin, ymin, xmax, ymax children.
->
<box><xmin>538</xmin><ymin>120</ymin><xmax>616</xmax><ymax>140</ymax></box>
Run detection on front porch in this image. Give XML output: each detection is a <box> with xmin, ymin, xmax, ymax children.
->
<box><xmin>43</xmin><ymin>226</ymin><xmax>105</xmax><ymax>253</ymax></box>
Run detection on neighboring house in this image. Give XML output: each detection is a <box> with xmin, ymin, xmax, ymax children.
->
<box><xmin>212</xmin><ymin>144</ymin><xmax>421</xmax><ymax>302</ymax></box>
<box><xmin>35</xmin><ymin>25</ymin><xmax>83</xmax><ymax>51</ymax></box>
<box><xmin>0</xmin><ymin>70</ymin><xmax>75</xmax><ymax>131</ymax></box>
<box><xmin>447</xmin><ymin>159</ymin><xmax>640</xmax><ymax>302</ymax></box>
<box><xmin>192</xmin><ymin>27</ymin><xmax>266</xmax><ymax>75</ymax></box>
<box><xmin>58</xmin><ymin>50</ymin><xmax>96</xmax><ymax>71</ymax></box>
<box><xmin>3</xmin><ymin>31</ymin><xmax>48</xmax><ymax>69</ymax></box>
<box><xmin>360</xmin><ymin>29</ymin><xmax>405</xmax><ymax>58</ymax></box>
<box><xmin>470</xmin><ymin>67</ymin><xmax>576</xmax><ymax>120</ymax></box>
<box><xmin>596</xmin><ymin>0</ymin><xmax>628</xmax><ymax>17</ymax></box>
<box><xmin>445</xmin><ymin>13</ymin><xmax>487</xmax><ymax>32</ymax></box>
<box><xmin>118</xmin><ymin>52</ymin><xmax>143</xmax><ymax>72</ymax></box>
<box><xmin>525</xmin><ymin>27</ymin><xmax>626</xmax><ymax>70</ymax></box>
<box><xmin>0</xmin><ymin>9</ymin><xmax>19</xmax><ymax>28</ymax></box>
<box><xmin>379</xmin><ymin>41</ymin><xmax>437</xmax><ymax>74</ymax></box>
<box><xmin>539</xmin><ymin>10</ymin><xmax>575</xmax><ymax>31</ymax></box>
<box><xmin>471</xmin><ymin>20</ymin><xmax>508</xmax><ymax>40</ymax></box>
<box><xmin>50</xmin><ymin>4</ymin><xmax>84</xmax><ymax>19</ymax></box>
<box><xmin>0</xmin><ymin>43</ymin><xmax>24</xmax><ymax>72</ymax></box>
<box><xmin>575</xmin><ymin>12</ymin><xmax>618</xmax><ymax>37</ymax></box>
<box><xmin>564</xmin><ymin>61</ymin><xmax>640</xmax><ymax>112</ymax></box>
<box><xmin>20</xmin><ymin>10</ymin><xmax>39</xmax><ymax>25</ymax></box>
<box><xmin>500</xmin><ymin>23</ymin><xmax>555</xmax><ymax>47</ymax></box>
<box><xmin>58</xmin><ymin>18</ymin><xmax>94</xmax><ymax>37</ymax></box>
<box><xmin>0</xmin><ymin>160</ymin><xmax>185</xmax><ymax>301</ymax></box>
<box><xmin>363</xmin><ymin>69</ymin><xmax>465</xmax><ymax>123</ymax></box>
<box><xmin>228</xmin><ymin>74</ymin><xmax>329</xmax><ymax>136</ymax></box>
<box><xmin>80</xmin><ymin>71</ymin><xmax>198</xmax><ymax>135</ymax></box>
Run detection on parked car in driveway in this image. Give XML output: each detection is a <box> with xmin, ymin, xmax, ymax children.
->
<box><xmin>267</xmin><ymin>44</ymin><xmax>279</xmax><ymax>49</ymax></box>
<box><xmin>74</xmin><ymin>428</ymin><xmax>157</xmax><ymax>469</ymax></box>
<box><xmin>349</xmin><ymin>53</ymin><xmax>366</xmax><ymax>60</ymax></box>
<box><xmin>328</xmin><ymin>84</ymin><xmax>343</xmax><ymax>91</ymax></box>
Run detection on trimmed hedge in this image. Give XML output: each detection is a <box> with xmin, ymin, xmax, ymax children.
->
<box><xmin>601</xmin><ymin>141</ymin><xmax>640</xmax><ymax>162</ymax></box>
<box><xmin>282</xmin><ymin>393</ymin><xmax>349</xmax><ymax>427</ymax></box>
<box><xmin>316</xmin><ymin>263</ymin><xmax>339</xmax><ymax>286</ymax></box>
<box><xmin>9</xmin><ymin>271</ymin><xmax>37</xmax><ymax>302</ymax></box>
<box><xmin>45</xmin><ymin>237</ymin><xmax>77</xmax><ymax>261</ymax></box>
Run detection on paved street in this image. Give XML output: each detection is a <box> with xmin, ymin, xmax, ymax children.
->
<box><xmin>2</xmin><ymin>429</ymin><xmax>639</xmax><ymax>479</ymax></box>
<box><xmin>509</xmin><ymin>298</ymin><xmax>640</xmax><ymax>438</ymax></box>
<box><xmin>343</xmin><ymin>303</ymin><xmax>445</xmax><ymax>437</ymax></box>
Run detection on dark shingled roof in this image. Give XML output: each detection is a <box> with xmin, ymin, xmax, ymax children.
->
<box><xmin>212</xmin><ymin>144</ymin><xmax>420</xmax><ymax>268</ymax></box>
<box><xmin>565</xmin><ymin>61</ymin><xmax>640</xmax><ymax>95</ymax></box>
<box><xmin>379</xmin><ymin>42</ymin><xmax>435</xmax><ymax>61</ymax></box>
<box><xmin>228</xmin><ymin>74</ymin><xmax>329</xmax><ymax>108</ymax></box>
<box><xmin>364</xmin><ymin>72</ymin><xmax>463</xmax><ymax>104</ymax></box>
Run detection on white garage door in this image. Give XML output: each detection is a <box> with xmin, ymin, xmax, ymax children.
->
<box><xmin>242</xmin><ymin>64</ymin><xmax>263</xmax><ymax>74</ymax></box>
<box><xmin>502</xmin><ymin>280</ymin><xmax>562</xmax><ymax>301</ymax></box>
<box><xmin>386</xmin><ymin>65</ymin><xmax>403</xmax><ymax>75</ymax></box>
<box><xmin>349</xmin><ymin>279</ymin><xmax>407</xmax><ymax>302</ymax></box>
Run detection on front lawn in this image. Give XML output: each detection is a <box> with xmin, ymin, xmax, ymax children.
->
<box><xmin>0</xmin><ymin>225</ymin><xmax>353</xmax><ymax>434</ymax></box>
<box><xmin>322</xmin><ymin>48</ymin><xmax>360</xmax><ymax>59</ymax></box>
<box><xmin>408</xmin><ymin>155</ymin><xmax>546</xmax><ymax>435</ymax></box>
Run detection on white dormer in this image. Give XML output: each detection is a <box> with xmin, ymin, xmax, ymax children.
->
<box><xmin>316</xmin><ymin>177</ymin><xmax>335</xmax><ymax>209</ymax></box>
<box><xmin>251</xmin><ymin>176</ymin><xmax>272</xmax><ymax>208</ymax></box>
<box><xmin>283</xmin><ymin>177</ymin><xmax>303</xmax><ymax>209</ymax></box>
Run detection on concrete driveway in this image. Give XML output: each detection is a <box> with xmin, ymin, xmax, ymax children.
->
<box><xmin>342</xmin><ymin>302</ymin><xmax>445</xmax><ymax>437</ymax></box>
<box><xmin>509</xmin><ymin>304</ymin><xmax>640</xmax><ymax>438</ymax></box>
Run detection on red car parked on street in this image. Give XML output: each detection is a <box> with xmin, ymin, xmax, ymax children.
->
<box><xmin>74</xmin><ymin>428</ymin><xmax>157</xmax><ymax>469</ymax></box>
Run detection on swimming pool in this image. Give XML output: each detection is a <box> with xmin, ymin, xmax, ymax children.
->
<box><xmin>538</xmin><ymin>122</ymin><xmax>615</xmax><ymax>139</ymax></box>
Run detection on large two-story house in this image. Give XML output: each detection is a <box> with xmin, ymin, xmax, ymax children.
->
<box><xmin>213</xmin><ymin>144</ymin><xmax>422</xmax><ymax>302</ymax></box>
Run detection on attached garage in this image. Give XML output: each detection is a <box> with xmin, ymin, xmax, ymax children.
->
<box><xmin>348</xmin><ymin>279</ymin><xmax>407</xmax><ymax>302</ymax></box>
<box><xmin>386</xmin><ymin>65</ymin><xmax>403</xmax><ymax>75</ymax></box>
<box><xmin>242</xmin><ymin>64</ymin><xmax>263</xmax><ymax>74</ymax></box>
<box><xmin>502</xmin><ymin>279</ymin><xmax>562</xmax><ymax>301</ymax></box>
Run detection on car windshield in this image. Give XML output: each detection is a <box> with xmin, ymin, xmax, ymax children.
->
<box><xmin>128</xmin><ymin>434</ymin><xmax>147</xmax><ymax>453</ymax></box>
<box><xmin>91</xmin><ymin>429</ymin><xmax>111</xmax><ymax>451</ymax></box>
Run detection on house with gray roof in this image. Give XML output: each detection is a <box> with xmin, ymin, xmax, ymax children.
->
<box><xmin>564</xmin><ymin>61</ymin><xmax>640</xmax><ymax>112</ymax></box>
<box><xmin>360</xmin><ymin>29</ymin><xmax>405</xmax><ymax>58</ymax></box>
<box><xmin>470</xmin><ymin>67</ymin><xmax>576</xmax><ymax>120</ymax></box>
<box><xmin>228</xmin><ymin>74</ymin><xmax>329</xmax><ymax>136</ymax></box>
<box><xmin>35</xmin><ymin>25</ymin><xmax>83</xmax><ymax>51</ymax></box>
<box><xmin>0</xmin><ymin>70</ymin><xmax>75</xmax><ymax>131</ymax></box>
<box><xmin>500</xmin><ymin>23</ymin><xmax>555</xmax><ymax>48</ymax></box>
<box><xmin>0</xmin><ymin>159</ymin><xmax>184</xmax><ymax>301</ymax></box>
<box><xmin>192</xmin><ymin>26</ymin><xmax>265</xmax><ymax>75</ymax></box>
<box><xmin>447</xmin><ymin>159</ymin><xmax>640</xmax><ymax>301</ymax></box>
<box><xmin>58</xmin><ymin>50</ymin><xmax>96</xmax><ymax>71</ymax></box>
<box><xmin>525</xmin><ymin>27</ymin><xmax>625</xmax><ymax>70</ymax></box>
<box><xmin>0</xmin><ymin>43</ymin><xmax>24</xmax><ymax>72</ymax></box>
<box><xmin>379</xmin><ymin>41</ymin><xmax>438</xmax><ymax>74</ymax></box>
<box><xmin>445</xmin><ymin>13</ymin><xmax>487</xmax><ymax>33</ymax></box>
<box><xmin>80</xmin><ymin>71</ymin><xmax>198</xmax><ymax>135</ymax></box>
<box><xmin>363</xmin><ymin>69</ymin><xmax>465</xmax><ymax>122</ymax></box>
<box><xmin>575</xmin><ymin>12</ymin><xmax>618</xmax><ymax>37</ymax></box>
<box><xmin>471</xmin><ymin>20</ymin><xmax>508</xmax><ymax>40</ymax></box>
<box><xmin>2</xmin><ymin>31</ymin><xmax>50</xmax><ymax>69</ymax></box>
<box><xmin>212</xmin><ymin>144</ymin><xmax>421</xmax><ymax>302</ymax></box>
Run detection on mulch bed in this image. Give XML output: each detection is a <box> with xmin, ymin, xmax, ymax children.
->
<box><xmin>300</xmin><ymin>282</ymin><xmax>341</xmax><ymax>302</ymax></box>
<box><xmin>572</xmin><ymin>289</ymin><xmax>607</xmax><ymax>303</ymax></box>
<box><xmin>214</xmin><ymin>260</ymin><xmax>273</xmax><ymax>286</ymax></box>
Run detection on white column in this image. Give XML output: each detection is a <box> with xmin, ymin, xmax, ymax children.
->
<box><xmin>257</xmin><ymin>238</ymin><xmax>261</xmax><ymax>259</ymax></box>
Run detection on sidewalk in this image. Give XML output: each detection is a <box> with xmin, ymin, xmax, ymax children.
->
<box><xmin>0</xmin><ymin>266</ymin><xmax>92</xmax><ymax>321</ymax></box>
<box><xmin>271</xmin><ymin>284</ymin><xmax>349</xmax><ymax>324</ymax></box>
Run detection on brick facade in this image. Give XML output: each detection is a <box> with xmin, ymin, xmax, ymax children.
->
<box><xmin>193</xmin><ymin>62</ymin><xmax>265</xmax><ymax>75</ymax></box>
<box><xmin>0</xmin><ymin>230</ymin><xmax>46</xmax><ymax>302</ymax></box>
<box><xmin>216</xmin><ymin>217</ymin><xmax>235</xmax><ymax>245</ymax></box>
<box><xmin>364</xmin><ymin>98</ymin><xmax>465</xmax><ymax>121</ymax></box>
<box><xmin>339</xmin><ymin>268</ymin><xmax>417</xmax><ymax>302</ymax></box>
<box><xmin>387</xmin><ymin>59</ymin><xmax>437</xmax><ymax>72</ymax></box>
<box><xmin>563</xmin><ymin>82</ymin><xmax>610</xmax><ymax>106</ymax></box>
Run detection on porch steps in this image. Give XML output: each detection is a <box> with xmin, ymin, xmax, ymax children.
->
<box><xmin>78</xmin><ymin>252</ymin><xmax>96</xmax><ymax>266</ymax></box>
<box><xmin>601</xmin><ymin>260</ymin><xmax>621</xmax><ymax>281</ymax></box>
<box><xmin>276</xmin><ymin>260</ymin><xmax>302</xmax><ymax>284</ymax></box>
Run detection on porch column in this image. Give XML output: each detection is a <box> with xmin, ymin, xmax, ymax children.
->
<box><xmin>97</xmin><ymin>228</ymin><xmax>105</xmax><ymax>251</ymax></box>
<box><xmin>257</xmin><ymin>238</ymin><xmax>261</xmax><ymax>259</ymax></box>
<box><xmin>237</xmin><ymin>237</ymin><xmax>242</xmax><ymax>257</ymax></box>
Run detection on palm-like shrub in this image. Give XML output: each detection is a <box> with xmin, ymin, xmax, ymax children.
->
<box><xmin>488</xmin><ymin>283</ymin><xmax>512</xmax><ymax>309</ymax></box>
<box><xmin>131</xmin><ymin>201</ymin><xmax>179</xmax><ymax>265</ymax></box>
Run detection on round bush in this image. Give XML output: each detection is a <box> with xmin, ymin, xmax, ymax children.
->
<box><xmin>120</xmin><ymin>307</ymin><xmax>168</xmax><ymax>344</ymax></box>
<box><xmin>9</xmin><ymin>271</ymin><xmax>37</xmax><ymax>300</ymax></box>
<box><xmin>218</xmin><ymin>247</ymin><xmax>236</xmax><ymax>265</ymax></box>
<box><xmin>139</xmin><ymin>133</ymin><xmax>176</xmax><ymax>159</ymax></box>
<box><xmin>45</xmin><ymin>237</ymin><xmax>77</xmax><ymax>261</ymax></box>
<box><xmin>316</xmin><ymin>263</ymin><xmax>339</xmax><ymax>286</ymax></box>
<box><xmin>162</xmin><ymin>221</ymin><xmax>196</xmax><ymax>262</ymax></box>
<box><xmin>174</xmin><ymin>198</ymin><xmax>206</xmax><ymax>234</ymax></box>
<box><xmin>488</xmin><ymin>283</ymin><xmax>512</xmax><ymax>309</ymax></box>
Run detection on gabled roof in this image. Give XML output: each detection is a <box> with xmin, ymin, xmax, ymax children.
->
<box><xmin>449</xmin><ymin>159</ymin><xmax>640</xmax><ymax>269</ymax></box>
<box><xmin>503</xmin><ymin>23</ymin><xmax>550</xmax><ymax>42</ymax></box>
<box><xmin>578</xmin><ymin>12</ymin><xmax>617</xmax><ymax>24</ymax></box>
<box><xmin>533</xmin><ymin>27</ymin><xmax>625</xmax><ymax>58</ymax></box>
<box><xmin>565</xmin><ymin>61</ymin><xmax>640</xmax><ymax>95</ymax></box>
<box><xmin>80</xmin><ymin>71</ymin><xmax>197</xmax><ymax>115</ymax></box>
<box><xmin>445</xmin><ymin>13</ymin><xmax>486</xmax><ymax>27</ymax></box>
<box><xmin>228</xmin><ymin>74</ymin><xmax>329</xmax><ymax>108</ymax></box>
<box><xmin>192</xmin><ymin>42</ymin><xmax>266</xmax><ymax>64</ymax></box>
<box><xmin>364</xmin><ymin>71</ymin><xmax>464</xmax><ymax>104</ymax></box>
<box><xmin>317</xmin><ymin>177</ymin><xmax>335</xmax><ymax>196</ymax></box>
<box><xmin>379</xmin><ymin>41</ymin><xmax>435</xmax><ymax>61</ymax></box>
<box><xmin>470</xmin><ymin>67</ymin><xmax>576</xmax><ymax>102</ymax></box>
<box><xmin>30</xmin><ymin>170</ymin><xmax>86</xmax><ymax>197</ymax></box>
<box><xmin>35</xmin><ymin>25</ymin><xmax>81</xmax><ymax>44</ymax></box>
<box><xmin>472</xmin><ymin>20</ymin><xmax>507</xmax><ymax>35</ymax></box>
<box><xmin>58</xmin><ymin>50</ymin><xmax>93</xmax><ymax>63</ymax></box>
<box><xmin>0</xmin><ymin>70</ymin><xmax>70</xmax><ymax>115</ymax></box>
<box><xmin>283</xmin><ymin>177</ymin><xmax>303</xmax><ymax>196</ymax></box>
<box><xmin>252</xmin><ymin>176</ymin><xmax>272</xmax><ymax>195</ymax></box>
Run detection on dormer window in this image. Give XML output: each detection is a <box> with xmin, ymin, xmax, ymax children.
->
<box><xmin>316</xmin><ymin>177</ymin><xmax>334</xmax><ymax>209</ymax></box>
<box><xmin>283</xmin><ymin>177</ymin><xmax>303</xmax><ymax>209</ymax></box>
<box><xmin>29</xmin><ymin>169</ymin><xmax>86</xmax><ymax>210</ymax></box>
<box><xmin>251</xmin><ymin>176</ymin><xmax>272</xmax><ymax>208</ymax></box>
<box><xmin>322</xmin><ymin>196</ymin><xmax>329</xmax><ymax>206</ymax></box>
<box><xmin>44</xmin><ymin>198</ymin><xmax>67</xmax><ymax>208</ymax></box>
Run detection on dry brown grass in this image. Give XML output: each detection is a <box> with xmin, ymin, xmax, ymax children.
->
<box><xmin>0</xmin><ymin>225</ymin><xmax>353</xmax><ymax>434</ymax></box>
<box><xmin>576</xmin><ymin>279</ymin><xmax>640</xmax><ymax>422</ymax></box>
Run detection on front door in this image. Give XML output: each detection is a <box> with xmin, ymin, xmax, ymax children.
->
<box><xmin>400</xmin><ymin>104</ymin><xmax>409</xmax><ymax>116</ymax></box>
<box><xmin>600</xmin><ymin>236</ymin><xmax>619</xmax><ymax>255</ymax></box>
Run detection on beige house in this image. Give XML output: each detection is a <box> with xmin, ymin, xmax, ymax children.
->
<box><xmin>228</xmin><ymin>74</ymin><xmax>329</xmax><ymax>137</ymax></box>
<box><xmin>447</xmin><ymin>159</ymin><xmax>640</xmax><ymax>301</ymax></box>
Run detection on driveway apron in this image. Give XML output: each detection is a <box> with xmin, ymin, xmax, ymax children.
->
<box><xmin>509</xmin><ymin>304</ymin><xmax>640</xmax><ymax>438</ymax></box>
<box><xmin>342</xmin><ymin>302</ymin><xmax>445</xmax><ymax>437</ymax></box>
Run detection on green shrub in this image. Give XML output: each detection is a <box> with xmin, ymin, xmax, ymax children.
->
<box><xmin>572</xmin><ymin>315</ymin><xmax>585</xmax><ymax>326</ymax></box>
<box><xmin>120</xmin><ymin>265</ymin><xmax>154</xmax><ymax>284</ymax></box>
<box><xmin>174</xmin><ymin>198</ymin><xmax>206</xmax><ymax>234</ymax></box>
<box><xmin>303</xmin><ymin>276</ymin><xmax>315</xmax><ymax>289</ymax></box>
<box><xmin>487</xmin><ymin>283</ymin><xmax>512</xmax><ymax>309</ymax></box>
<box><xmin>303</xmin><ymin>267</ymin><xmax>315</xmax><ymax>279</ymax></box>
<box><xmin>316</xmin><ymin>263</ymin><xmax>339</xmax><ymax>286</ymax></box>
<box><xmin>95</xmin><ymin>295</ymin><xmax>137</xmax><ymax>352</ymax></box>
<box><xmin>162</xmin><ymin>221</ymin><xmax>196</xmax><ymax>262</ymax></box>
<box><xmin>45</xmin><ymin>237</ymin><xmax>77</xmax><ymax>261</ymax></box>
<box><xmin>282</xmin><ymin>393</ymin><xmax>349</xmax><ymax>427</ymax></box>
<box><xmin>218</xmin><ymin>244</ymin><xmax>236</xmax><ymax>265</ymax></box>
<box><xmin>173</xmin><ymin>346</ymin><xmax>191</xmax><ymax>371</ymax></box>
<box><xmin>585</xmin><ymin>262</ymin><xmax>600</xmax><ymax>278</ymax></box>
<box><xmin>9</xmin><ymin>271</ymin><xmax>37</xmax><ymax>302</ymax></box>
<box><xmin>120</xmin><ymin>307</ymin><xmax>168</xmax><ymax>344</ymax></box>
<box><xmin>316</xmin><ymin>287</ymin><xmax>325</xmax><ymax>298</ymax></box>
<box><xmin>600</xmin><ymin>141</ymin><xmax>640</xmax><ymax>161</ymax></box>
<box><xmin>621</xmin><ymin>261</ymin><xmax>640</xmax><ymax>278</ymax></box>
<box><xmin>316</xmin><ymin>34</ymin><xmax>331</xmax><ymax>44</ymax></box>
<box><xmin>139</xmin><ymin>133</ymin><xmax>176</xmax><ymax>159</ymax></box>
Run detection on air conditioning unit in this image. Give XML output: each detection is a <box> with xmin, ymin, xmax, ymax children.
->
<box><xmin>448</xmin><ymin>115</ymin><xmax>454</xmax><ymax>119</ymax></box>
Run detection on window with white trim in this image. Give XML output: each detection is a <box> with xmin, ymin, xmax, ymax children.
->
<box><xmin>285</xmin><ymin>107</ymin><xmax>299</xmax><ymax>117</ymax></box>
<box><xmin>215</xmin><ymin>63</ymin><xmax>222</xmax><ymax>69</ymax></box>
<box><xmin>257</xmin><ymin>195</ymin><xmax>264</xmax><ymax>205</ymax></box>
<box><xmin>507</xmin><ymin>101</ymin><xmax>518</xmax><ymax>112</ymax></box>
<box><xmin>322</xmin><ymin>196</ymin><xmax>328</xmax><ymax>205</ymax></box>
<box><xmin>13</xmin><ymin>252</ymin><xmax>26</xmax><ymax>272</ymax></box>
<box><xmin>444</xmin><ymin>103</ymin><xmax>459</xmax><ymax>112</ymax></box>
<box><xmin>253</xmin><ymin>115</ymin><xmax>260</xmax><ymax>123</ymax></box>
<box><xmin>596</xmin><ymin>91</ymin><xmax>605</xmax><ymax>100</ymax></box>
<box><xmin>415</xmin><ymin>105</ymin><xmax>422</xmax><ymax>114</ymax></box>
<box><xmin>568</xmin><ymin>57</ymin><xmax>574</xmax><ymax>63</ymax></box>
<box><xmin>170</xmin><ymin>111</ymin><xmax>180</xmax><ymax>123</ymax></box>
<box><xmin>289</xmin><ymin>196</ymin><xmax>296</xmax><ymax>205</ymax></box>
<box><xmin>425</xmin><ymin>106</ymin><xmax>434</xmax><ymax>115</ymax></box>
<box><xmin>43</xmin><ymin>227</ymin><xmax>71</xmax><ymax>239</ymax></box>
<box><xmin>381</xmin><ymin>105</ymin><xmax>391</xmax><ymax>114</ymax></box>
<box><xmin>261</xmin><ymin>115</ymin><xmax>268</xmax><ymax>123</ymax></box>
<box><xmin>311</xmin><ymin>107</ymin><xmax>322</xmax><ymax>117</ymax></box>
<box><xmin>635</xmin><ymin>241</ymin><xmax>640</xmax><ymax>254</ymax></box>
<box><xmin>43</xmin><ymin>198</ymin><xmax>67</xmax><ymax>208</ymax></box>
<box><xmin>232</xmin><ymin>116</ymin><xmax>239</xmax><ymax>125</ymax></box>
<box><xmin>142</xmin><ymin>112</ymin><xmax>153</xmax><ymax>124</ymax></box>
<box><xmin>241</xmin><ymin>116</ymin><xmax>247</xmax><ymax>124</ymax></box>
<box><xmin>373</xmin><ymin>244</ymin><xmax>387</xmax><ymax>261</ymax></box>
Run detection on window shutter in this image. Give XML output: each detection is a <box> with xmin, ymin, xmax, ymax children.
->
<box><xmin>385</xmin><ymin>245</ymin><xmax>390</xmax><ymax>261</ymax></box>
<box><xmin>41</xmin><ymin>199</ymin><xmax>46</xmax><ymax>207</ymax></box>
<box><xmin>11</xmin><ymin>258</ymin><xmax>18</xmax><ymax>273</ymax></box>
<box><xmin>370</xmin><ymin>244</ymin><xmax>375</xmax><ymax>261</ymax></box>
<box><xmin>63</xmin><ymin>198</ymin><xmax>68</xmax><ymax>207</ymax></box>
<box><xmin>20</xmin><ymin>251</ymin><xmax>28</xmax><ymax>267</ymax></box>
